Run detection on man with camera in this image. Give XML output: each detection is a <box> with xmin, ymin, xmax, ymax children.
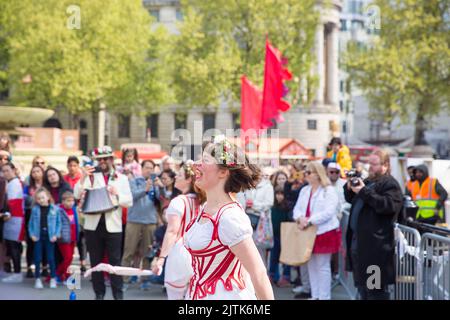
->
<box><xmin>74</xmin><ymin>146</ymin><xmax>133</xmax><ymax>300</ymax></box>
<box><xmin>343</xmin><ymin>149</ymin><xmax>403</xmax><ymax>300</ymax></box>
<box><xmin>121</xmin><ymin>159</ymin><xmax>160</xmax><ymax>287</ymax></box>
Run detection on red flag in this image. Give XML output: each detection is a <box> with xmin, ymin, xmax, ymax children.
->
<box><xmin>261</xmin><ymin>39</ymin><xmax>292</xmax><ymax>128</ymax></box>
<box><xmin>241</xmin><ymin>75</ymin><xmax>262</xmax><ymax>133</ymax></box>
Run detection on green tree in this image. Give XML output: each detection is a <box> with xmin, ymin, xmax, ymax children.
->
<box><xmin>170</xmin><ymin>0</ymin><xmax>319</xmax><ymax>111</ymax></box>
<box><xmin>344</xmin><ymin>0</ymin><xmax>450</xmax><ymax>145</ymax></box>
<box><xmin>0</xmin><ymin>0</ymin><xmax>172</xmax><ymax>126</ymax></box>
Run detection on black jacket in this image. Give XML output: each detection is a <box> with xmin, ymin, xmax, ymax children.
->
<box><xmin>284</xmin><ymin>181</ymin><xmax>307</xmax><ymax>221</ymax></box>
<box><xmin>344</xmin><ymin>174</ymin><xmax>403</xmax><ymax>286</ymax></box>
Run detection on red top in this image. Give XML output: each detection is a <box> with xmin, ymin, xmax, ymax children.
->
<box><xmin>64</xmin><ymin>172</ymin><xmax>82</xmax><ymax>190</ymax></box>
<box><xmin>103</xmin><ymin>174</ymin><xmax>109</xmax><ymax>185</ymax></box>
<box><xmin>305</xmin><ymin>191</ymin><xmax>313</xmax><ymax>218</ymax></box>
<box><xmin>50</xmin><ymin>187</ymin><xmax>60</xmax><ymax>204</ymax></box>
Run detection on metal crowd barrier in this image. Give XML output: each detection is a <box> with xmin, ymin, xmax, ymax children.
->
<box><xmin>418</xmin><ymin>233</ymin><xmax>450</xmax><ymax>300</ymax></box>
<box><xmin>394</xmin><ymin>223</ymin><xmax>422</xmax><ymax>300</ymax></box>
<box><xmin>336</xmin><ymin>209</ymin><xmax>358</xmax><ymax>300</ymax></box>
<box><xmin>337</xmin><ymin>215</ymin><xmax>450</xmax><ymax>300</ymax></box>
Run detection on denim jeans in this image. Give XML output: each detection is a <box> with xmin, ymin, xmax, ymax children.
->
<box><xmin>269</xmin><ymin>236</ymin><xmax>291</xmax><ymax>282</ymax></box>
<box><xmin>34</xmin><ymin>231</ymin><xmax>56</xmax><ymax>278</ymax></box>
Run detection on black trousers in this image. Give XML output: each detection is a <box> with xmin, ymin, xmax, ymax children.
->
<box><xmin>351</xmin><ymin>249</ymin><xmax>390</xmax><ymax>300</ymax></box>
<box><xmin>77</xmin><ymin>230</ymin><xmax>87</xmax><ymax>262</ymax></box>
<box><xmin>85</xmin><ymin>215</ymin><xmax>123</xmax><ymax>299</ymax></box>
<box><xmin>5</xmin><ymin>240</ymin><xmax>22</xmax><ymax>273</ymax></box>
<box><xmin>357</xmin><ymin>286</ymin><xmax>390</xmax><ymax>300</ymax></box>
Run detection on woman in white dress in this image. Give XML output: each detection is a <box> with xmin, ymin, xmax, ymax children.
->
<box><xmin>151</xmin><ymin>160</ymin><xmax>205</xmax><ymax>299</ymax></box>
<box><xmin>184</xmin><ymin>136</ymin><xmax>274</xmax><ymax>300</ymax></box>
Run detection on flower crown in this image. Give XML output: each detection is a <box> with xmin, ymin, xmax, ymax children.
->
<box><xmin>183</xmin><ymin>160</ymin><xmax>195</xmax><ymax>178</ymax></box>
<box><xmin>212</xmin><ymin>135</ymin><xmax>239</xmax><ymax>168</ymax></box>
<box><xmin>90</xmin><ymin>146</ymin><xmax>113</xmax><ymax>158</ymax></box>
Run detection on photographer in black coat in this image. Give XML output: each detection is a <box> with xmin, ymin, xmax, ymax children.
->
<box><xmin>344</xmin><ymin>149</ymin><xmax>403</xmax><ymax>300</ymax></box>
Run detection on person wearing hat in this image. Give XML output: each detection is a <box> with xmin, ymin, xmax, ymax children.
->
<box><xmin>74</xmin><ymin>146</ymin><xmax>133</xmax><ymax>300</ymax></box>
<box><xmin>327</xmin><ymin>162</ymin><xmax>350</xmax><ymax>220</ymax></box>
<box><xmin>326</xmin><ymin>162</ymin><xmax>350</xmax><ymax>284</ymax></box>
<box><xmin>406</xmin><ymin>164</ymin><xmax>448</xmax><ymax>225</ymax></box>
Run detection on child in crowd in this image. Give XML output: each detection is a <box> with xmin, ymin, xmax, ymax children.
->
<box><xmin>56</xmin><ymin>191</ymin><xmax>79</xmax><ymax>283</ymax></box>
<box><xmin>269</xmin><ymin>186</ymin><xmax>292</xmax><ymax>287</ymax></box>
<box><xmin>119</xmin><ymin>148</ymin><xmax>141</xmax><ymax>179</ymax></box>
<box><xmin>28</xmin><ymin>187</ymin><xmax>61</xmax><ymax>289</ymax></box>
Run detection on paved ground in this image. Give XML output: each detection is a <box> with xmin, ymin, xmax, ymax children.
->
<box><xmin>0</xmin><ymin>274</ymin><xmax>350</xmax><ymax>300</ymax></box>
<box><xmin>0</xmin><ymin>252</ymin><xmax>350</xmax><ymax>300</ymax></box>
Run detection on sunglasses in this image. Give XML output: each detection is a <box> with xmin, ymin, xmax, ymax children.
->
<box><xmin>328</xmin><ymin>170</ymin><xmax>340</xmax><ymax>174</ymax></box>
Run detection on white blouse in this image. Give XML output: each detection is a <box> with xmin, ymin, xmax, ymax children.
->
<box><xmin>185</xmin><ymin>203</ymin><xmax>253</xmax><ymax>250</ymax></box>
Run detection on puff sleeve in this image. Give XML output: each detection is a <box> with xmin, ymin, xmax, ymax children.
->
<box><xmin>218</xmin><ymin>207</ymin><xmax>253</xmax><ymax>247</ymax></box>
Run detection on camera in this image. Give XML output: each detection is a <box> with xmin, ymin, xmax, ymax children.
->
<box><xmin>347</xmin><ymin>169</ymin><xmax>362</xmax><ymax>187</ymax></box>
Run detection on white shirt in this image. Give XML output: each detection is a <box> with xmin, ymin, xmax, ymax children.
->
<box><xmin>331</xmin><ymin>178</ymin><xmax>351</xmax><ymax>219</ymax></box>
<box><xmin>74</xmin><ymin>171</ymin><xmax>133</xmax><ymax>233</ymax></box>
<box><xmin>293</xmin><ymin>185</ymin><xmax>340</xmax><ymax>235</ymax></box>
<box><xmin>243</xmin><ymin>179</ymin><xmax>274</xmax><ymax>214</ymax></box>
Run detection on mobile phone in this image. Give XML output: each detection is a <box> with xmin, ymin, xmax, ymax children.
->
<box><xmin>94</xmin><ymin>166</ymin><xmax>102</xmax><ymax>173</ymax></box>
<box><xmin>150</xmin><ymin>173</ymin><xmax>157</xmax><ymax>181</ymax></box>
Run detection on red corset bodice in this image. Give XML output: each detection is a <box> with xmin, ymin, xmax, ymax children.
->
<box><xmin>185</xmin><ymin>202</ymin><xmax>247</xmax><ymax>300</ymax></box>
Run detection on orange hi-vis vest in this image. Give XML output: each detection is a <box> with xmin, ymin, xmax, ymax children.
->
<box><xmin>405</xmin><ymin>180</ymin><xmax>415</xmax><ymax>195</ymax></box>
<box><xmin>410</xmin><ymin>177</ymin><xmax>443</xmax><ymax>220</ymax></box>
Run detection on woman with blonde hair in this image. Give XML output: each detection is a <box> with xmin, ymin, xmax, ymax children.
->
<box><xmin>293</xmin><ymin>161</ymin><xmax>341</xmax><ymax>300</ymax></box>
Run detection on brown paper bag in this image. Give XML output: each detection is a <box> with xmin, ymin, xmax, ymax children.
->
<box><xmin>280</xmin><ymin>222</ymin><xmax>317</xmax><ymax>266</ymax></box>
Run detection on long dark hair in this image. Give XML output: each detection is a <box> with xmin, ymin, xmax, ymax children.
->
<box><xmin>272</xmin><ymin>170</ymin><xmax>288</xmax><ymax>188</ymax></box>
<box><xmin>273</xmin><ymin>186</ymin><xmax>289</xmax><ymax>211</ymax></box>
<box><xmin>122</xmin><ymin>148</ymin><xmax>139</xmax><ymax>165</ymax></box>
<box><xmin>29</xmin><ymin>165</ymin><xmax>45</xmax><ymax>191</ymax></box>
<box><xmin>43</xmin><ymin>166</ymin><xmax>65</xmax><ymax>189</ymax></box>
<box><xmin>160</xmin><ymin>169</ymin><xmax>179</xmax><ymax>199</ymax></box>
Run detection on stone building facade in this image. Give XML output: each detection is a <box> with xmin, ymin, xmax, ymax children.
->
<box><xmin>50</xmin><ymin>0</ymin><xmax>344</xmax><ymax>158</ymax></box>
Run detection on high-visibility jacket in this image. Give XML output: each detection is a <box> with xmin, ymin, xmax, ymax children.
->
<box><xmin>405</xmin><ymin>180</ymin><xmax>415</xmax><ymax>195</ymax></box>
<box><xmin>326</xmin><ymin>145</ymin><xmax>352</xmax><ymax>177</ymax></box>
<box><xmin>411</xmin><ymin>177</ymin><xmax>444</xmax><ymax>220</ymax></box>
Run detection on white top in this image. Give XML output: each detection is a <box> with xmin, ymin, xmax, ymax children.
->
<box><xmin>184</xmin><ymin>203</ymin><xmax>253</xmax><ymax>250</ymax></box>
<box><xmin>293</xmin><ymin>185</ymin><xmax>340</xmax><ymax>235</ymax></box>
<box><xmin>332</xmin><ymin>179</ymin><xmax>351</xmax><ymax>219</ymax></box>
<box><xmin>242</xmin><ymin>179</ymin><xmax>274</xmax><ymax>213</ymax></box>
<box><xmin>184</xmin><ymin>202</ymin><xmax>256</xmax><ymax>300</ymax></box>
<box><xmin>165</xmin><ymin>196</ymin><xmax>186</xmax><ymax>219</ymax></box>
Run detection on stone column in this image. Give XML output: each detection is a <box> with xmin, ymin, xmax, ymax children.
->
<box><xmin>98</xmin><ymin>102</ymin><xmax>106</xmax><ymax>147</ymax></box>
<box><xmin>314</xmin><ymin>23</ymin><xmax>325</xmax><ymax>104</ymax></box>
<box><xmin>327</xmin><ymin>23</ymin><xmax>339</xmax><ymax>107</ymax></box>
